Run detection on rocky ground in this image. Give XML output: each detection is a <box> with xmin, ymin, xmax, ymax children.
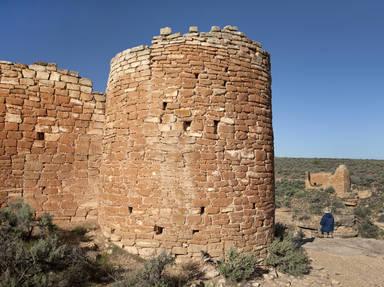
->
<box><xmin>245</xmin><ymin>237</ymin><xmax>384</xmax><ymax>287</ymax></box>
<box><xmin>82</xmin><ymin>222</ymin><xmax>384</xmax><ymax>287</ymax></box>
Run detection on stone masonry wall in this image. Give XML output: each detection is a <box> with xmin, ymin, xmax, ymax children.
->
<box><xmin>100</xmin><ymin>26</ymin><xmax>274</xmax><ymax>260</ymax></box>
<box><xmin>305</xmin><ymin>164</ymin><xmax>351</xmax><ymax>198</ymax></box>
<box><xmin>0</xmin><ymin>61</ymin><xmax>104</xmax><ymax>225</ymax></box>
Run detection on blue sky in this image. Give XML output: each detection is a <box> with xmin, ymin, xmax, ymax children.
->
<box><xmin>1</xmin><ymin>0</ymin><xmax>383</xmax><ymax>159</ymax></box>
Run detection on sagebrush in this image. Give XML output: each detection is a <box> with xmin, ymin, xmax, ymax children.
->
<box><xmin>218</xmin><ymin>248</ymin><xmax>258</xmax><ymax>282</ymax></box>
<box><xmin>266</xmin><ymin>234</ymin><xmax>310</xmax><ymax>276</ymax></box>
<box><xmin>0</xmin><ymin>200</ymin><xmax>112</xmax><ymax>287</ymax></box>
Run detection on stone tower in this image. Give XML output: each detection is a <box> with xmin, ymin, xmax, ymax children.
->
<box><xmin>99</xmin><ymin>26</ymin><xmax>275</xmax><ymax>260</ymax></box>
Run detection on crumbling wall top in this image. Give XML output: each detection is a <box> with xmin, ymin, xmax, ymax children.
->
<box><xmin>111</xmin><ymin>25</ymin><xmax>269</xmax><ymax>67</ymax></box>
<box><xmin>0</xmin><ymin>60</ymin><xmax>105</xmax><ymax>97</ymax></box>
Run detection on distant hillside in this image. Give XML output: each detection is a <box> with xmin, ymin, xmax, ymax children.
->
<box><xmin>275</xmin><ymin>157</ymin><xmax>384</xmax><ymax>189</ymax></box>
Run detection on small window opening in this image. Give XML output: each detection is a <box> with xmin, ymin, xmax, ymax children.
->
<box><xmin>128</xmin><ymin>206</ymin><xmax>133</xmax><ymax>214</ymax></box>
<box><xmin>183</xmin><ymin>120</ymin><xmax>192</xmax><ymax>132</ymax></box>
<box><xmin>200</xmin><ymin>207</ymin><xmax>205</xmax><ymax>215</ymax></box>
<box><xmin>194</xmin><ymin>73</ymin><xmax>199</xmax><ymax>79</ymax></box>
<box><xmin>192</xmin><ymin>229</ymin><xmax>199</xmax><ymax>235</ymax></box>
<box><xmin>223</xmin><ymin>80</ymin><xmax>227</xmax><ymax>86</ymax></box>
<box><xmin>252</xmin><ymin>203</ymin><xmax>256</xmax><ymax>210</ymax></box>
<box><xmin>154</xmin><ymin>225</ymin><xmax>164</xmax><ymax>235</ymax></box>
<box><xmin>213</xmin><ymin>120</ymin><xmax>219</xmax><ymax>134</ymax></box>
<box><xmin>162</xmin><ymin>102</ymin><xmax>168</xmax><ymax>110</ymax></box>
<box><xmin>37</xmin><ymin>132</ymin><xmax>45</xmax><ymax>140</ymax></box>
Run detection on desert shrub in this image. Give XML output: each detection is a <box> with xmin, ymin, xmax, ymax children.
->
<box><xmin>274</xmin><ymin>222</ymin><xmax>288</xmax><ymax>240</ymax></box>
<box><xmin>37</xmin><ymin>213</ymin><xmax>55</xmax><ymax>236</ymax></box>
<box><xmin>325</xmin><ymin>187</ymin><xmax>335</xmax><ymax>194</ymax></box>
<box><xmin>275</xmin><ymin>180</ymin><xmax>305</xmax><ymax>208</ymax></box>
<box><xmin>266</xmin><ymin>235</ymin><xmax>310</xmax><ymax>276</ymax></box>
<box><xmin>176</xmin><ymin>261</ymin><xmax>203</xmax><ymax>284</ymax></box>
<box><xmin>0</xmin><ymin>200</ymin><xmax>34</xmax><ymax>238</ymax></box>
<box><xmin>354</xmin><ymin>205</ymin><xmax>371</xmax><ymax>219</ymax></box>
<box><xmin>218</xmin><ymin>248</ymin><xmax>258</xmax><ymax>282</ymax></box>
<box><xmin>357</xmin><ymin>219</ymin><xmax>381</xmax><ymax>238</ymax></box>
<box><xmin>377</xmin><ymin>214</ymin><xmax>384</xmax><ymax>223</ymax></box>
<box><xmin>113</xmin><ymin>252</ymin><xmax>175</xmax><ymax>287</ymax></box>
<box><xmin>0</xmin><ymin>201</ymin><xmax>113</xmax><ymax>287</ymax></box>
<box><xmin>292</xmin><ymin>189</ymin><xmax>345</xmax><ymax>217</ymax></box>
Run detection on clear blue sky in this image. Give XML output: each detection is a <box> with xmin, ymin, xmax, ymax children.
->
<box><xmin>1</xmin><ymin>0</ymin><xmax>383</xmax><ymax>159</ymax></box>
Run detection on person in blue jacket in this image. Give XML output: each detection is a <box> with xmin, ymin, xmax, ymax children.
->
<box><xmin>320</xmin><ymin>207</ymin><xmax>334</xmax><ymax>238</ymax></box>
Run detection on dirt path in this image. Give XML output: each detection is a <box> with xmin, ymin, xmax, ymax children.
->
<box><xmin>303</xmin><ymin>238</ymin><xmax>384</xmax><ymax>287</ymax></box>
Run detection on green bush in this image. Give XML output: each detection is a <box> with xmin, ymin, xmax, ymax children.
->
<box><xmin>358</xmin><ymin>219</ymin><xmax>381</xmax><ymax>238</ymax></box>
<box><xmin>0</xmin><ymin>200</ymin><xmax>113</xmax><ymax>287</ymax></box>
<box><xmin>292</xmin><ymin>189</ymin><xmax>345</xmax><ymax>218</ymax></box>
<box><xmin>274</xmin><ymin>223</ymin><xmax>288</xmax><ymax>240</ymax></box>
<box><xmin>218</xmin><ymin>248</ymin><xmax>258</xmax><ymax>282</ymax></box>
<box><xmin>325</xmin><ymin>187</ymin><xmax>335</xmax><ymax>194</ymax></box>
<box><xmin>113</xmin><ymin>252</ymin><xmax>175</xmax><ymax>287</ymax></box>
<box><xmin>0</xmin><ymin>200</ymin><xmax>34</xmax><ymax>238</ymax></box>
<box><xmin>266</xmin><ymin>235</ymin><xmax>310</xmax><ymax>276</ymax></box>
<box><xmin>377</xmin><ymin>214</ymin><xmax>384</xmax><ymax>223</ymax></box>
<box><xmin>275</xmin><ymin>180</ymin><xmax>305</xmax><ymax>208</ymax></box>
<box><xmin>354</xmin><ymin>205</ymin><xmax>371</xmax><ymax>219</ymax></box>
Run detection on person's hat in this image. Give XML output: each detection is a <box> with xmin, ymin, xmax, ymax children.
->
<box><xmin>323</xmin><ymin>207</ymin><xmax>331</xmax><ymax>213</ymax></box>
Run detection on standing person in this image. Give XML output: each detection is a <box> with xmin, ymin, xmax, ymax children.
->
<box><xmin>320</xmin><ymin>207</ymin><xmax>334</xmax><ymax>238</ymax></box>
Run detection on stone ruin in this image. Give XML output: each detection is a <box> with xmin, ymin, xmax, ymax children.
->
<box><xmin>0</xmin><ymin>25</ymin><xmax>275</xmax><ymax>259</ymax></box>
<box><xmin>305</xmin><ymin>164</ymin><xmax>351</xmax><ymax>198</ymax></box>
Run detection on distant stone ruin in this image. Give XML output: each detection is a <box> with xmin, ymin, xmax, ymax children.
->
<box><xmin>305</xmin><ymin>165</ymin><xmax>351</xmax><ymax>198</ymax></box>
<box><xmin>0</xmin><ymin>25</ymin><xmax>275</xmax><ymax>259</ymax></box>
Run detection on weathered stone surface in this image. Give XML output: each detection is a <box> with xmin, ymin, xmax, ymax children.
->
<box><xmin>1</xmin><ymin>25</ymin><xmax>274</xmax><ymax>259</ymax></box>
<box><xmin>305</xmin><ymin>165</ymin><xmax>351</xmax><ymax>197</ymax></box>
<box><xmin>357</xmin><ymin>189</ymin><xmax>372</xmax><ymax>199</ymax></box>
<box><xmin>189</xmin><ymin>26</ymin><xmax>199</xmax><ymax>33</ymax></box>
<box><xmin>5</xmin><ymin>113</ymin><xmax>22</xmax><ymax>123</ymax></box>
<box><xmin>99</xmin><ymin>26</ymin><xmax>274</xmax><ymax>259</ymax></box>
<box><xmin>160</xmin><ymin>27</ymin><xmax>172</xmax><ymax>36</ymax></box>
<box><xmin>0</xmin><ymin>61</ymin><xmax>103</xmax><ymax>225</ymax></box>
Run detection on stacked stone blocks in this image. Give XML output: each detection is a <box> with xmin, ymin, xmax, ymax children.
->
<box><xmin>100</xmin><ymin>26</ymin><xmax>274</xmax><ymax>259</ymax></box>
<box><xmin>0</xmin><ymin>61</ymin><xmax>104</xmax><ymax>224</ymax></box>
<box><xmin>1</xmin><ymin>25</ymin><xmax>275</xmax><ymax>259</ymax></box>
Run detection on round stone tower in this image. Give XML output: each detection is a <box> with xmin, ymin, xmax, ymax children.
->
<box><xmin>100</xmin><ymin>25</ymin><xmax>274</xmax><ymax>260</ymax></box>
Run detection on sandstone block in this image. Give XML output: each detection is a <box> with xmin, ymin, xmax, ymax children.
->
<box><xmin>160</xmin><ymin>27</ymin><xmax>172</xmax><ymax>36</ymax></box>
<box><xmin>5</xmin><ymin>113</ymin><xmax>22</xmax><ymax>123</ymax></box>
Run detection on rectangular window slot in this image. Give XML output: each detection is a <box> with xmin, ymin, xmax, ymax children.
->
<box><xmin>162</xmin><ymin>102</ymin><xmax>168</xmax><ymax>110</ymax></box>
<box><xmin>194</xmin><ymin>73</ymin><xmax>199</xmax><ymax>79</ymax></box>
<box><xmin>154</xmin><ymin>225</ymin><xmax>164</xmax><ymax>235</ymax></box>
<box><xmin>128</xmin><ymin>206</ymin><xmax>133</xmax><ymax>214</ymax></box>
<box><xmin>223</xmin><ymin>80</ymin><xmax>227</xmax><ymax>86</ymax></box>
<box><xmin>183</xmin><ymin>120</ymin><xmax>192</xmax><ymax>132</ymax></box>
<box><xmin>224</xmin><ymin>67</ymin><xmax>228</xmax><ymax>72</ymax></box>
<box><xmin>252</xmin><ymin>203</ymin><xmax>256</xmax><ymax>209</ymax></box>
<box><xmin>213</xmin><ymin>120</ymin><xmax>219</xmax><ymax>134</ymax></box>
<box><xmin>192</xmin><ymin>229</ymin><xmax>199</xmax><ymax>235</ymax></box>
<box><xmin>200</xmin><ymin>207</ymin><xmax>205</xmax><ymax>215</ymax></box>
<box><xmin>36</xmin><ymin>132</ymin><xmax>45</xmax><ymax>140</ymax></box>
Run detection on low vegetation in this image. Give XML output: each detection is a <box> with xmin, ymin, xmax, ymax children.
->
<box><xmin>0</xmin><ymin>200</ymin><xmax>113</xmax><ymax>287</ymax></box>
<box><xmin>218</xmin><ymin>248</ymin><xmax>259</xmax><ymax>282</ymax></box>
<box><xmin>113</xmin><ymin>252</ymin><xmax>175</xmax><ymax>287</ymax></box>
<box><xmin>275</xmin><ymin>179</ymin><xmax>345</xmax><ymax>218</ymax></box>
<box><xmin>266</xmin><ymin>227</ymin><xmax>310</xmax><ymax>276</ymax></box>
<box><xmin>275</xmin><ymin>157</ymin><xmax>384</xmax><ymax>238</ymax></box>
<box><xmin>275</xmin><ymin>157</ymin><xmax>384</xmax><ymax>189</ymax></box>
<box><xmin>0</xmin><ymin>200</ymin><xmax>205</xmax><ymax>287</ymax></box>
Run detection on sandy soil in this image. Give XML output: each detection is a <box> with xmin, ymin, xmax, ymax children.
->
<box><xmin>303</xmin><ymin>237</ymin><xmax>384</xmax><ymax>287</ymax></box>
